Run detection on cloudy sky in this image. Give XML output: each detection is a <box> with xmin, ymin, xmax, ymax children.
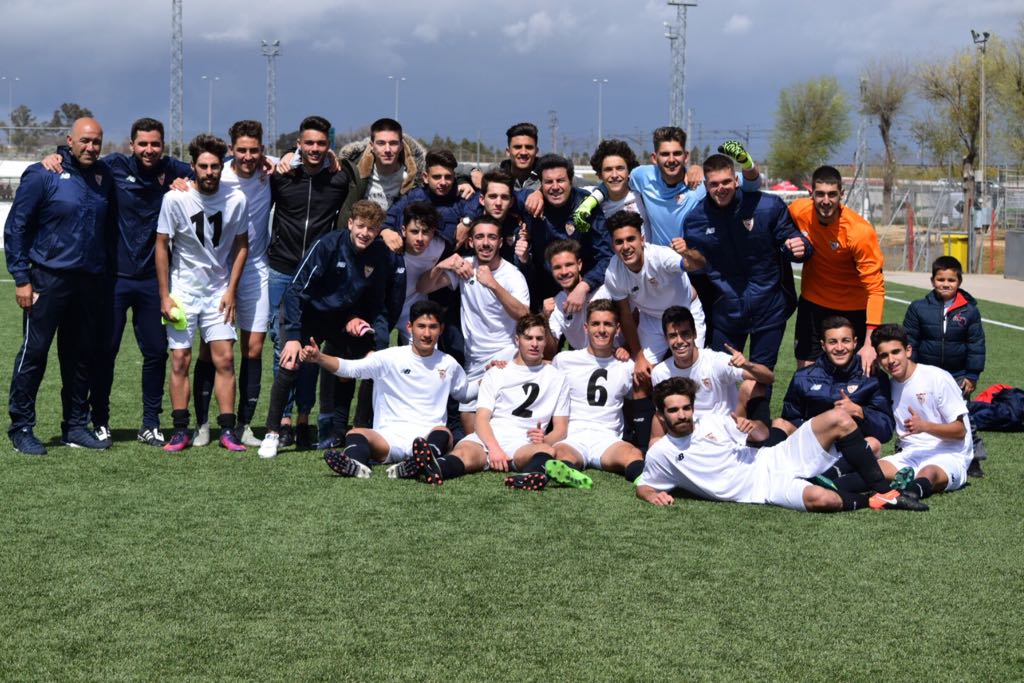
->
<box><xmin>0</xmin><ymin>0</ymin><xmax>1018</xmax><ymax>161</ymax></box>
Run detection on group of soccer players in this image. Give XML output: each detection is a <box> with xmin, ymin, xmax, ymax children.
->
<box><xmin>5</xmin><ymin>113</ymin><xmax>979</xmax><ymax>514</ymax></box>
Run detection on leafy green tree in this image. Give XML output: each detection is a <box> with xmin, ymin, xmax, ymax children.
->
<box><xmin>769</xmin><ymin>76</ymin><xmax>851</xmax><ymax>182</ymax></box>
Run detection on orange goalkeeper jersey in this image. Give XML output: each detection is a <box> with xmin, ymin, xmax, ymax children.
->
<box><xmin>788</xmin><ymin>198</ymin><xmax>886</xmax><ymax>326</ymax></box>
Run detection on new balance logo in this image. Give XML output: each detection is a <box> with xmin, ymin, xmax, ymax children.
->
<box><xmin>402</xmin><ymin>368</ymin><xmax>412</xmax><ymax>375</ymax></box>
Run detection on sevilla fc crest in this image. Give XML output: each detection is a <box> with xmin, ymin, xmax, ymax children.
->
<box><xmin>742</xmin><ymin>218</ymin><xmax>754</xmax><ymax>231</ymax></box>
<box><xmin>702</xmin><ymin>377</ymin><xmax>712</xmax><ymax>389</ymax></box>
<box><xmin>846</xmin><ymin>384</ymin><xmax>859</xmax><ymax>394</ymax></box>
<box><xmin>95</xmin><ymin>174</ymin><xmax>104</xmax><ymax>185</ymax></box>
<box><xmin>916</xmin><ymin>392</ymin><xmax>927</xmax><ymax>405</ymax></box>
<box><xmin>438</xmin><ymin>368</ymin><xmax>447</xmax><ymax>380</ymax></box>
<box><xmin>158</xmin><ymin>173</ymin><xmax>166</xmax><ymax>186</ymax></box>
<box><xmin>829</xmin><ymin>240</ymin><xmax>840</xmax><ymax>250</ymax></box>
<box><xmin>364</xmin><ymin>265</ymin><xmax>374</xmax><ymax>278</ymax></box>
<box><xmin>564</xmin><ymin>222</ymin><xmax>575</xmax><ymax>237</ymax></box>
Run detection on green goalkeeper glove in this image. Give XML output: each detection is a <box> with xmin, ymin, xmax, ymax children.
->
<box><xmin>718</xmin><ymin>140</ymin><xmax>754</xmax><ymax>170</ymax></box>
<box><xmin>572</xmin><ymin>189</ymin><xmax>604</xmax><ymax>233</ymax></box>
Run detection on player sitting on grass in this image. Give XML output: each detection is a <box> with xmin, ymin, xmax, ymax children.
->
<box><xmin>412</xmin><ymin>314</ymin><xmax>577</xmax><ymax>490</ymax></box>
<box><xmin>635</xmin><ymin>377</ymin><xmax>928</xmax><ymax>511</ymax></box>
<box><xmin>549</xmin><ymin>299</ymin><xmax>645</xmax><ymax>482</ymax></box>
<box><xmin>298</xmin><ymin>301</ymin><xmax>475</xmax><ymax>478</ymax></box>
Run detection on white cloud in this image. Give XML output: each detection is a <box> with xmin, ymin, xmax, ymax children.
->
<box><xmin>723</xmin><ymin>14</ymin><xmax>752</xmax><ymax>36</ymax></box>
<box><xmin>413</xmin><ymin>23</ymin><xmax>441</xmax><ymax>43</ymax></box>
<box><xmin>503</xmin><ymin>11</ymin><xmax>556</xmax><ymax>53</ymax></box>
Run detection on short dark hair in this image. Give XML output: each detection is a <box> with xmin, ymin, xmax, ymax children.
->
<box><xmin>188</xmin><ymin>134</ymin><xmax>228</xmax><ymax>163</ymax></box>
<box><xmin>131</xmin><ymin>117</ymin><xmax>164</xmax><ymax>142</ymax></box>
<box><xmin>702</xmin><ymin>153</ymin><xmax>734</xmax><ymax>176</ymax></box>
<box><xmin>606</xmin><ymin>210</ymin><xmax>644</xmax><ymax>236</ymax></box>
<box><xmin>425</xmin><ymin>149</ymin><xmax>458</xmax><ymax>172</ymax></box>
<box><xmin>403</xmin><ymin>201</ymin><xmax>439</xmax><ymax>232</ymax></box>
<box><xmin>369</xmin><ymin>118</ymin><xmax>402</xmax><ymax>141</ymax></box>
<box><xmin>661</xmin><ymin>305</ymin><xmax>696</xmax><ymax>335</ymax></box>
<box><xmin>652</xmin><ymin>126</ymin><xmax>686</xmax><ymax>150</ymax></box>
<box><xmin>516</xmin><ymin>313</ymin><xmax>549</xmax><ymax>337</ymax></box>
<box><xmin>653</xmin><ymin>377</ymin><xmax>699</xmax><ymax>413</ymax></box>
<box><xmin>409</xmin><ymin>300</ymin><xmax>445</xmax><ymax>325</ymax></box>
<box><xmin>590</xmin><ymin>139</ymin><xmax>639</xmax><ymax>174</ymax></box>
<box><xmin>544</xmin><ymin>239</ymin><xmax>582</xmax><ymax>264</ymax></box>
<box><xmin>480</xmin><ymin>170</ymin><xmax>514</xmax><ymax>196</ymax></box>
<box><xmin>536</xmin><ymin>154</ymin><xmax>573</xmax><ymax>180</ymax></box>
<box><xmin>931</xmin><ymin>255</ymin><xmax>963</xmax><ymax>281</ymax></box>
<box><xmin>586</xmin><ymin>298</ymin><xmax>618</xmax><ymax>322</ymax></box>
<box><xmin>871</xmin><ymin>323</ymin><xmax>909</xmax><ymax>349</ymax></box>
<box><xmin>820</xmin><ymin>316</ymin><xmax>855</xmax><ymax>339</ymax></box>
<box><xmin>299</xmin><ymin>116</ymin><xmax>331</xmax><ymax>135</ymax></box>
<box><xmin>468</xmin><ymin>215</ymin><xmax>501</xmax><ymax>236</ymax></box>
<box><xmin>506</xmin><ymin>122</ymin><xmax>538</xmax><ymax>145</ymax></box>
<box><xmin>228</xmin><ymin>119</ymin><xmax>263</xmax><ymax>144</ymax></box>
<box><xmin>811</xmin><ymin>165</ymin><xmax>843</xmax><ymax>189</ymax></box>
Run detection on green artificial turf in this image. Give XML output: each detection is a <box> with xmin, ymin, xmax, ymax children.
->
<box><xmin>1</xmin><ymin>269</ymin><xmax>1022</xmax><ymax>681</ymax></box>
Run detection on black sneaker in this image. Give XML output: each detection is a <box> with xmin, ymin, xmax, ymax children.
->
<box><xmin>10</xmin><ymin>427</ymin><xmax>47</xmax><ymax>455</ymax></box>
<box><xmin>137</xmin><ymin>426</ymin><xmax>165</xmax><ymax>447</ymax></box>
<box><xmin>278</xmin><ymin>424</ymin><xmax>295</xmax><ymax>448</ymax></box>
<box><xmin>295</xmin><ymin>423</ymin><xmax>314</xmax><ymax>451</ymax></box>
<box><xmin>967</xmin><ymin>457</ymin><xmax>984</xmax><ymax>478</ymax></box>
<box><xmin>62</xmin><ymin>426</ymin><xmax>111</xmax><ymax>450</ymax></box>
<box><xmin>94</xmin><ymin>425</ymin><xmax>113</xmax><ymax>447</ymax></box>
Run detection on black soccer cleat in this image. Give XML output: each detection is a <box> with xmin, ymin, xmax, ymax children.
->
<box><xmin>868</xmin><ymin>490</ymin><xmax>929</xmax><ymax>511</ymax></box>
<box><xmin>504</xmin><ymin>472</ymin><xmax>548</xmax><ymax>491</ymax></box>
<box><xmin>323</xmin><ymin>449</ymin><xmax>372</xmax><ymax>478</ymax></box>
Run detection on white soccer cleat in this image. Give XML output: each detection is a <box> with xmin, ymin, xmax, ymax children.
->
<box><xmin>192</xmin><ymin>422</ymin><xmax>211</xmax><ymax>447</ymax></box>
<box><xmin>240</xmin><ymin>424</ymin><xmax>262</xmax><ymax>447</ymax></box>
<box><xmin>258</xmin><ymin>432</ymin><xmax>280</xmax><ymax>459</ymax></box>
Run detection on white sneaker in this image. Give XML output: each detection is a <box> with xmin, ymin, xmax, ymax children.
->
<box><xmin>258</xmin><ymin>432</ymin><xmax>280</xmax><ymax>459</ymax></box>
<box><xmin>192</xmin><ymin>422</ymin><xmax>211</xmax><ymax>447</ymax></box>
<box><xmin>240</xmin><ymin>424</ymin><xmax>262</xmax><ymax>447</ymax></box>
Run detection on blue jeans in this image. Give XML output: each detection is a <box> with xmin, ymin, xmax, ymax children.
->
<box><xmin>267</xmin><ymin>267</ymin><xmax>316</xmax><ymax>417</ymax></box>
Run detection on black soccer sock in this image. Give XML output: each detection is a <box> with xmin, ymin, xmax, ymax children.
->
<box><xmin>838</xmin><ymin>491</ymin><xmax>869</xmax><ymax>511</ymax></box>
<box><xmin>834</xmin><ymin>428</ymin><xmax>890</xmax><ymax>494</ymax></box>
<box><xmin>436</xmin><ymin>454</ymin><xmax>466</xmax><ymax>480</ymax></box>
<box><xmin>237</xmin><ymin>357</ymin><xmax>262</xmax><ymax>425</ymax></box>
<box><xmin>265</xmin><ymin>366</ymin><xmax>298</xmax><ymax>431</ymax></box>
<box><xmin>426</xmin><ymin>428</ymin><xmax>449</xmax><ymax>454</ymax></box>
<box><xmin>822</xmin><ymin>458</ymin><xmax>855</xmax><ymax>481</ymax></box>
<box><xmin>623</xmin><ymin>459</ymin><xmax>645</xmax><ymax>483</ymax></box>
<box><xmin>761</xmin><ymin>427</ymin><xmax>790</xmax><ymax>447</ymax></box>
<box><xmin>343</xmin><ymin>433</ymin><xmax>372</xmax><ymax>466</ymax></box>
<box><xmin>833</xmin><ymin>473</ymin><xmax>867</xmax><ymax>493</ymax></box>
<box><xmin>353</xmin><ymin>379</ymin><xmax>374</xmax><ymax>429</ymax></box>
<box><xmin>626</xmin><ymin>397</ymin><xmax>656</xmax><ymax>453</ymax></box>
<box><xmin>746</xmin><ymin>395</ymin><xmax>772</xmax><ymax>425</ymax></box>
<box><xmin>523</xmin><ymin>453</ymin><xmax>552</xmax><ymax>474</ymax></box>
<box><xmin>910</xmin><ymin>477</ymin><xmax>935</xmax><ymax>500</ymax></box>
<box><xmin>332</xmin><ymin>379</ymin><xmax>356</xmax><ymax>436</ymax></box>
<box><xmin>217</xmin><ymin>413</ymin><xmax>237</xmax><ymax>432</ymax></box>
<box><xmin>171</xmin><ymin>408</ymin><xmax>190</xmax><ymax>431</ymax></box>
<box><xmin>193</xmin><ymin>359</ymin><xmax>215</xmax><ymax>426</ymax></box>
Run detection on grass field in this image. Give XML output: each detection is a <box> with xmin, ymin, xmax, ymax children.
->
<box><xmin>2</xmin><ymin>266</ymin><xmax>1023</xmax><ymax>681</ymax></box>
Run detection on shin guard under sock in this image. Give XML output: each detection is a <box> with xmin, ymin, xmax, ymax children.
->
<box><xmin>626</xmin><ymin>397</ymin><xmax>656</xmax><ymax>453</ymax></box>
<box><xmin>343</xmin><ymin>433</ymin><xmax>372</xmax><ymax>466</ymax></box>
<box><xmin>238</xmin><ymin>357</ymin><xmax>262</xmax><ymax>425</ymax></box>
<box><xmin>623</xmin><ymin>459</ymin><xmax>645</xmax><ymax>483</ymax></box>
<box><xmin>838</xmin><ymin>490</ymin><xmax>869</xmax><ymax>511</ymax></box>
<box><xmin>426</xmin><ymin>428</ymin><xmax>449</xmax><ymax>454</ymax></box>
<box><xmin>835</xmin><ymin>428</ymin><xmax>890</xmax><ymax>494</ymax></box>
<box><xmin>171</xmin><ymin>408</ymin><xmax>190</xmax><ymax>431</ymax></box>
<box><xmin>910</xmin><ymin>477</ymin><xmax>935</xmax><ymax>499</ymax></box>
<box><xmin>193</xmin><ymin>359</ymin><xmax>215</xmax><ymax>426</ymax></box>
<box><xmin>436</xmin><ymin>454</ymin><xmax>466</xmax><ymax>480</ymax></box>
<box><xmin>523</xmin><ymin>453</ymin><xmax>552</xmax><ymax>474</ymax></box>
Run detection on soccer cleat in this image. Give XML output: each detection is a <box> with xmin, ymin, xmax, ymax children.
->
<box><xmin>504</xmin><ymin>472</ymin><xmax>548</xmax><ymax>491</ymax></box>
<box><xmin>93</xmin><ymin>425</ymin><xmax>113</xmax><ymax>447</ymax></box>
<box><xmin>219</xmin><ymin>430</ymin><xmax>247</xmax><ymax>452</ymax></box>
<box><xmin>809</xmin><ymin>474</ymin><xmax>838</xmax><ymax>491</ymax></box>
<box><xmin>192</xmin><ymin>422</ymin><xmax>211</xmax><ymax>447</ymax></box>
<box><xmin>386</xmin><ymin>437</ymin><xmax>433</xmax><ymax>480</ymax></box>
<box><xmin>543</xmin><ymin>459</ymin><xmax>593</xmax><ymax>490</ymax></box>
<box><xmin>387</xmin><ymin>459</ymin><xmax>425</xmax><ymax>480</ymax></box>
<box><xmin>967</xmin><ymin>457</ymin><xmax>984</xmax><ymax>479</ymax></box>
<box><xmin>323</xmin><ymin>449</ymin><xmax>372</xmax><ymax>478</ymax></box>
<box><xmin>295</xmin><ymin>423</ymin><xmax>314</xmax><ymax>451</ymax></box>
<box><xmin>239</xmin><ymin>424</ymin><xmax>262</xmax><ymax>447</ymax></box>
<box><xmin>137</xmin><ymin>426</ymin><xmax>166</xmax><ymax>447</ymax></box>
<box><xmin>63</xmin><ymin>427</ymin><xmax>111</xmax><ymax>450</ymax></box>
<box><xmin>162</xmin><ymin>429</ymin><xmax>191</xmax><ymax>452</ymax></box>
<box><xmin>890</xmin><ymin>466</ymin><xmax>916</xmax><ymax>493</ymax></box>
<box><xmin>10</xmin><ymin>428</ymin><xmax>47</xmax><ymax>455</ymax></box>
<box><xmin>278</xmin><ymin>424</ymin><xmax>295</xmax><ymax>448</ymax></box>
<box><xmin>868</xmin><ymin>489</ymin><xmax>929</xmax><ymax>511</ymax></box>
<box><xmin>317</xmin><ymin>435</ymin><xmax>344</xmax><ymax>450</ymax></box>
<box><xmin>258</xmin><ymin>432</ymin><xmax>280</xmax><ymax>459</ymax></box>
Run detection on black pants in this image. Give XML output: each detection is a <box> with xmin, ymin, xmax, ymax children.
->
<box><xmin>9</xmin><ymin>267</ymin><xmax>103</xmax><ymax>435</ymax></box>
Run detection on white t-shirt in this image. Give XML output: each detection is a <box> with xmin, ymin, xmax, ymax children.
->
<box><xmin>447</xmin><ymin>256</ymin><xmax>531</xmax><ymax>371</ymax></box>
<box><xmin>603</xmin><ymin>244</ymin><xmax>694</xmax><ymax>318</ymax></box>
<box><xmin>637</xmin><ymin>413</ymin><xmax>765</xmax><ymax>503</ymax></box>
<box><xmin>548</xmin><ymin>284</ymin><xmax>615</xmax><ymax>350</ymax></box>
<box><xmin>477</xmin><ymin>361</ymin><xmax>570</xmax><ymax>436</ymax></box>
<box><xmin>157</xmin><ymin>184</ymin><xmax>249</xmax><ymax>295</ymax></box>
<box><xmin>596</xmin><ymin>187</ymin><xmax>649</xmax><ymax>238</ymax></box>
<box><xmin>222</xmin><ymin>161</ymin><xmax>274</xmax><ymax>276</ymax></box>
<box><xmin>366</xmin><ymin>165</ymin><xmax>404</xmax><ymax>210</ymax></box>
<box><xmin>335</xmin><ymin>345</ymin><xmax>473</xmax><ymax>433</ymax></box>
<box><xmin>552</xmin><ymin>348</ymin><xmax>634</xmax><ymax>437</ymax></box>
<box><xmin>651</xmin><ymin>350</ymin><xmax>744</xmax><ymax>416</ymax></box>
<box><xmin>398</xmin><ymin>237</ymin><xmax>446</xmax><ymax>331</ymax></box>
<box><xmin>891</xmin><ymin>363</ymin><xmax>972</xmax><ymax>460</ymax></box>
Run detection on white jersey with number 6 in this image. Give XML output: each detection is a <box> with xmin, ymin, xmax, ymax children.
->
<box><xmin>552</xmin><ymin>349</ymin><xmax>634</xmax><ymax>437</ymax></box>
<box><xmin>477</xmin><ymin>361</ymin><xmax>570</xmax><ymax>436</ymax></box>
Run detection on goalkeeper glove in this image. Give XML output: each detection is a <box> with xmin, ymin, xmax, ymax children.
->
<box><xmin>572</xmin><ymin>189</ymin><xmax>604</xmax><ymax>233</ymax></box>
<box><xmin>718</xmin><ymin>140</ymin><xmax>754</xmax><ymax>170</ymax></box>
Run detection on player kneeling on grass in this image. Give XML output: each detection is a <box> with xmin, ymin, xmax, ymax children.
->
<box><xmin>155</xmin><ymin>134</ymin><xmax>250</xmax><ymax>452</ymax></box>
<box><xmin>412</xmin><ymin>314</ymin><xmax>578</xmax><ymax>490</ymax></box>
<box><xmin>550</xmin><ymin>299</ymin><xmax>645</xmax><ymax>483</ymax></box>
<box><xmin>298</xmin><ymin>300</ymin><xmax>475</xmax><ymax>478</ymax></box>
<box><xmin>635</xmin><ymin>377</ymin><xmax>928</xmax><ymax>511</ymax></box>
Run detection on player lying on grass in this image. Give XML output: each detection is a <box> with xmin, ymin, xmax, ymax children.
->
<box><xmin>408</xmin><ymin>314</ymin><xmax>586</xmax><ymax>491</ymax></box>
<box><xmin>299</xmin><ymin>300</ymin><xmax>475</xmax><ymax>479</ymax></box>
<box><xmin>635</xmin><ymin>377</ymin><xmax>928</xmax><ymax>511</ymax></box>
<box><xmin>548</xmin><ymin>299</ymin><xmax>645</xmax><ymax>483</ymax></box>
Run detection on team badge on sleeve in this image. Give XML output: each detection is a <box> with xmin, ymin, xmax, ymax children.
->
<box><xmin>846</xmin><ymin>384</ymin><xmax>859</xmax><ymax>394</ymax></box>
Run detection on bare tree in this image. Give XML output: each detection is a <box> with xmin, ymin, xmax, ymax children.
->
<box><xmin>860</xmin><ymin>59</ymin><xmax>912</xmax><ymax>223</ymax></box>
<box><xmin>768</xmin><ymin>76</ymin><xmax>851</xmax><ymax>183</ymax></box>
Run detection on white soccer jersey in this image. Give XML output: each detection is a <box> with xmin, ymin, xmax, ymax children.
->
<box><xmin>637</xmin><ymin>413</ymin><xmax>764</xmax><ymax>502</ymax></box>
<box><xmin>222</xmin><ymin>161</ymin><xmax>273</xmax><ymax>273</ymax></box>
<box><xmin>157</xmin><ymin>184</ymin><xmax>250</xmax><ymax>295</ymax></box>
<box><xmin>600</xmin><ymin>189</ymin><xmax>648</xmax><ymax>228</ymax></box>
<box><xmin>477</xmin><ymin>361</ymin><xmax>570</xmax><ymax>436</ymax></box>
<box><xmin>552</xmin><ymin>348</ymin><xmax>634</xmax><ymax>437</ymax></box>
<box><xmin>604</xmin><ymin>244</ymin><xmax>695</xmax><ymax>317</ymax></box>
<box><xmin>891</xmin><ymin>364</ymin><xmax>972</xmax><ymax>461</ymax></box>
<box><xmin>398</xmin><ymin>237</ymin><xmax>446</xmax><ymax>331</ymax></box>
<box><xmin>447</xmin><ymin>256</ymin><xmax>531</xmax><ymax>370</ymax></box>
<box><xmin>335</xmin><ymin>345</ymin><xmax>473</xmax><ymax>433</ymax></box>
<box><xmin>548</xmin><ymin>284</ymin><xmax>616</xmax><ymax>350</ymax></box>
<box><xmin>651</xmin><ymin>350</ymin><xmax>744</xmax><ymax>416</ymax></box>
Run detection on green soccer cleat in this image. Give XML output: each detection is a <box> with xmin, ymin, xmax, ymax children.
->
<box><xmin>890</xmin><ymin>466</ymin><xmax>916</xmax><ymax>494</ymax></box>
<box><xmin>544</xmin><ymin>459</ymin><xmax>593</xmax><ymax>490</ymax></box>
